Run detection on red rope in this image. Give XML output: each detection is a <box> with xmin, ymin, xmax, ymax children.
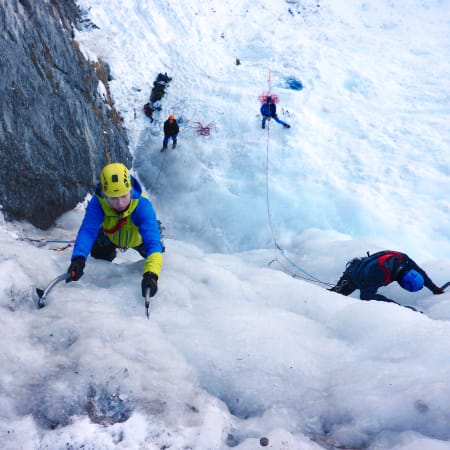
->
<box><xmin>189</xmin><ymin>121</ymin><xmax>217</xmax><ymax>136</ymax></box>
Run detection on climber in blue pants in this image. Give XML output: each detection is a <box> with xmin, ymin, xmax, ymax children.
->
<box><xmin>260</xmin><ymin>96</ymin><xmax>290</xmax><ymax>129</ymax></box>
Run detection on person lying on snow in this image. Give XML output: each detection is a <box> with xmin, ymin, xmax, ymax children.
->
<box><xmin>67</xmin><ymin>163</ymin><xmax>164</xmax><ymax>299</ymax></box>
<box><xmin>329</xmin><ymin>250</ymin><xmax>444</xmax><ymax>310</ymax></box>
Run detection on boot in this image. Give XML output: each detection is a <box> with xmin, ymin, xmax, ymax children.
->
<box><xmin>172</xmin><ymin>141</ymin><xmax>177</xmax><ymax>149</ymax></box>
<box><xmin>329</xmin><ymin>279</ymin><xmax>354</xmax><ymax>295</ymax></box>
<box><xmin>262</xmin><ymin>123</ymin><xmax>265</xmax><ymax>129</ymax></box>
<box><xmin>284</xmin><ymin>124</ymin><xmax>290</xmax><ymax>128</ymax></box>
<box><xmin>161</xmin><ymin>143</ymin><xmax>167</xmax><ymax>152</ymax></box>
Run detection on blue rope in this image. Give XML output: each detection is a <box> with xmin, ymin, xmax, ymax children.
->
<box><xmin>264</xmin><ymin>120</ymin><xmax>332</xmax><ymax>287</ymax></box>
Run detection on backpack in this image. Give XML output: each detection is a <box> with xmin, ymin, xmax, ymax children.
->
<box><xmin>359</xmin><ymin>250</ymin><xmax>404</xmax><ymax>285</ymax></box>
<box><xmin>143</xmin><ymin>103</ymin><xmax>154</xmax><ymax>117</ymax></box>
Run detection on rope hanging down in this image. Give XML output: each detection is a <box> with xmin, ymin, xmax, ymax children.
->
<box><xmin>263</xmin><ymin>120</ymin><xmax>333</xmax><ymax>287</ymax></box>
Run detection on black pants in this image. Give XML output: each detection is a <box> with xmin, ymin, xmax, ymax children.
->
<box><xmin>329</xmin><ymin>258</ymin><xmax>360</xmax><ymax>296</ymax></box>
<box><xmin>90</xmin><ymin>230</ymin><xmax>146</xmax><ymax>261</ymax></box>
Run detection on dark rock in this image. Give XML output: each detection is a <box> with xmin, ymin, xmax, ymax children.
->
<box><xmin>86</xmin><ymin>384</ymin><xmax>134</xmax><ymax>425</ymax></box>
<box><xmin>0</xmin><ymin>0</ymin><xmax>132</xmax><ymax>229</ymax></box>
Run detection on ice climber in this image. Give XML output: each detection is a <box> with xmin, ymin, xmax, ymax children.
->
<box><xmin>329</xmin><ymin>250</ymin><xmax>444</xmax><ymax>309</ymax></box>
<box><xmin>260</xmin><ymin>96</ymin><xmax>290</xmax><ymax>129</ymax></box>
<box><xmin>162</xmin><ymin>114</ymin><xmax>179</xmax><ymax>151</ymax></box>
<box><xmin>67</xmin><ymin>163</ymin><xmax>164</xmax><ymax>299</ymax></box>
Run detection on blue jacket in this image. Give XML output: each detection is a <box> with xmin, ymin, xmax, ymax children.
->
<box><xmin>350</xmin><ymin>251</ymin><xmax>438</xmax><ymax>301</ymax></box>
<box><xmin>72</xmin><ymin>176</ymin><xmax>163</xmax><ymax>275</ymax></box>
<box><xmin>260</xmin><ymin>102</ymin><xmax>277</xmax><ymax>118</ymax></box>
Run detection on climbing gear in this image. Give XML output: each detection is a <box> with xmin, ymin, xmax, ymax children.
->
<box><xmin>401</xmin><ymin>269</ymin><xmax>424</xmax><ymax>292</ymax></box>
<box><xmin>259</xmin><ymin>69</ymin><xmax>329</xmax><ymax>287</ymax></box>
<box><xmin>263</xmin><ymin>111</ymin><xmax>328</xmax><ymax>286</ymax></box>
<box><xmin>144</xmin><ymin>288</ymin><xmax>151</xmax><ymax>319</ymax></box>
<box><xmin>36</xmin><ymin>273</ymin><xmax>71</xmax><ymax>308</ymax></box>
<box><xmin>142</xmin><ymin>272</ymin><xmax>158</xmax><ymax>319</ymax></box>
<box><xmin>101</xmin><ymin>163</ymin><xmax>131</xmax><ymax>198</ymax></box>
<box><xmin>102</xmin><ymin>216</ymin><xmax>128</xmax><ymax>234</ymax></box>
<box><xmin>188</xmin><ymin>121</ymin><xmax>217</xmax><ymax>136</ymax></box>
<box><xmin>374</xmin><ymin>251</ymin><xmax>404</xmax><ymax>284</ymax></box>
<box><xmin>18</xmin><ymin>236</ymin><xmax>74</xmax><ymax>251</ymax></box>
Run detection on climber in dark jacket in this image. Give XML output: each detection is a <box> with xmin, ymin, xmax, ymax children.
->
<box><xmin>161</xmin><ymin>114</ymin><xmax>179</xmax><ymax>151</ymax></box>
<box><xmin>329</xmin><ymin>250</ymin><xmax>444</xmax><ymax>308</ymax></box>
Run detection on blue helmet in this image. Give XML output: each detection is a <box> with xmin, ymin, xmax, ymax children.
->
<box><xmin>401</xmin><ymin>269</ymin><xmax>424</xmax><ymax>292</ymax></box>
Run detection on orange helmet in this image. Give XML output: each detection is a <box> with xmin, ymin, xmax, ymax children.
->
<box><xmin>169</xmin><ymin>114</ymin><xmax>175</xmax><ymax>120</ymax></box>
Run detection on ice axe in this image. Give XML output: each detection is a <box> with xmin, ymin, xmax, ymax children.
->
<box><xmin>36</xmin><ymin>272</ymin><xmax>70</xmax><ymax>308</ymax></box>
<box><xmin>145</xmin><ymin>288</ymin><xmax>151</xmax><ymax>319</ymax></box>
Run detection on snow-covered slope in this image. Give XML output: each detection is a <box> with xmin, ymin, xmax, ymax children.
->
<box><xmin>1</xmin><ymin>0</ymin><xmax>450</xmax><ymax>448</ymax></box>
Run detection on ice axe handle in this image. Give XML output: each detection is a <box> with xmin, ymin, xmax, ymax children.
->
<box><xmin>145</xmin><ymin>288</ymin><xmax>151</xmax><ymax>319</ymax></box>
<box><xmin>36</xmin><ymin>272</ymin><xmax>70</xmax><ymax>308</ymax></box>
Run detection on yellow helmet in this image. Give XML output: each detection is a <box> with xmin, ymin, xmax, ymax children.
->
<box><xmin>101</xmin><ymin>163</ymin><xmax>131</xmax><ymax>197</ymax></box>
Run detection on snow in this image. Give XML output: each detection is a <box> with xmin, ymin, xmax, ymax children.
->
<box><xmin>2</xmin><ymin>0</ymin><xmax>450</xmax><ymax>448</ymax></box>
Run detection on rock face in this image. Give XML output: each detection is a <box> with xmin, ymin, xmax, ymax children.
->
<box><xmin>0</xmin><ymin>0</ymin><xmax>132</xmax><ymax>229</ymax></box>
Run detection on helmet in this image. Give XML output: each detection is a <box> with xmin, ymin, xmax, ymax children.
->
<box><xmin>101</xmin><ymin>163</ymin><xmax>131</xmax><ymax>197</ymax></box>
<box><xmin>169</xmin><ymin>114</ymin><xmax>175</xmax><ymax>120</ymax></box>
<box><xmin>401</xmin><ymin>269</ymin><xmax>424</xmax><ymax>292</ymax></box>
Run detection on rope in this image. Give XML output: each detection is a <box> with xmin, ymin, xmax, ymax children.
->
<box><xmin>150</xmin><ymin>107</ymin><xmax>197</xmax><ymax>195</ymax></box>
<box><xmin>263</xmin><ymin>121</ymin><xmax>333</xmax><ymax>287</ymax></box>
<box><xmin>18</xmin><ymin>237</ymin><xmax>75</xmax><ymax>252</ymax></box>
<box><xmin>188</xmin><ymin>121</ymin><xmax>217</xmax><ymax>136</ymax></box>
<box><xmin>267</xmin><ymin>69</ymin><xmax>272</xmax><ymax>94</ymax></box>
<box><xmin>152</xmin><ymin>147</ymin><xmax>168</xmax><ymax>195</ymax></box>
